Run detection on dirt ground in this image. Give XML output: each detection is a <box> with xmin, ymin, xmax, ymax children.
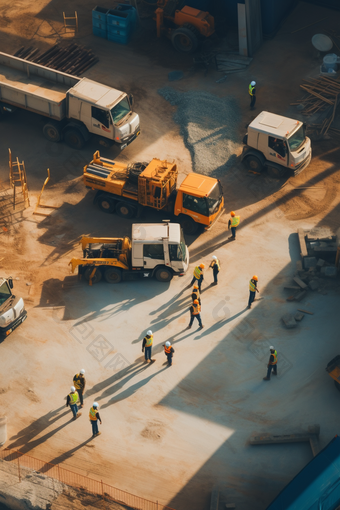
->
<box><xmin>0</xmin><ymin>1</ymin><xmax>340</xmax><ymax>509</ymax></box>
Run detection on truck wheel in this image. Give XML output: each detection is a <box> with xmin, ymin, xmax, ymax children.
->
<box><xmin>116</xmin><ymin>202</ymin><xmax>136</xmax><ymax>219</ymax></box>
<box><xmin>104</xmin><ymin>267</ymin><xmax>122</xmax><ymax>284</ymax></box>
<box><xmin>334</xmin><ymin>381</ymin><xmax>340</xmax><ymax>392</ymax></box>
<box><xmin>64</xmin><ymin>128</ymin><xmax>86</xmax><ymax>150</ymax></box>
<box><xmin>244</xmin><ymin>155</ymin><xmax>264</xmax><ymax>173</ymax></box>
<box><xmin>267</xmin><ymin>165</ymin><xmax>287</xmax><ymax>178</ymax></box>
<box><xmin>43</xmin><ymin>122</ymin><xmax>62</xmax><ymax>143</ymax></box>
<box><xmin>97</xmin><ymin>196</ymin><xmax>116</xmax><ymax>213</ymax></box>
<box><xmin>180</xmin><ymin>216</ymin><xmax>199</xmax><ymax>235</ymax></box>
<box><xmin>84</xmin><ymin>267</ymin><xmax>102</xmax><ymax>284</ymax></box>
<box><xmin>155</xmin><ymin>267</ymin><xmax>173</xmax><ymax>282</ymax></box>
<box><xmin>171</xmin><ymin>27</ymin><xmax>199</xmax><ymax>53</ymax></box>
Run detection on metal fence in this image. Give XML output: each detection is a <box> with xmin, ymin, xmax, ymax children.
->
<box><xmin>0</xmin><ymin>449</ymin><xmax>174</xmax><ymax>510</ymax></box>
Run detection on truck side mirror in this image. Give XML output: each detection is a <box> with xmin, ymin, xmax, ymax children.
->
<box><xmin>8</xmin><ymin>278</ymin><xmax>13</xmax><ymax>289</ymax></box>
<box><xmin>129</xmin><ymin>94</ymin><xmax>134</xmax><ymax>107</ymax></box>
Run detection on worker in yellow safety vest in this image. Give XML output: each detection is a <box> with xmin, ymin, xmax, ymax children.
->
<box><xmin>73</xmin><ymin>369</ymin><xmax>86</xmax><ymax>408</ymax></box>
<box><xmin>249</xmin><ymin>80</ymin><xmax>256</xmax><ymax>109</ymax></box>
<box><xmin>209</xmin><ymin>255</ymin><xmax>220</xmax><ymax>285</ymax></box>
<box><xmin>66</xmin><ymin>386</ymin><xmax>82</xmax><ymax>420</ymax></box>
<box><xmin>190</xmin><ymin>263</ymin><xmax>205</xmax><ymax>290</ymax></box>
<box><xmin>248</xmin><ymin>275</ymin><xmax>259</xmax><ymax>309</ymax></box>
<box><xmin>89</xmin><ymin>402</ymin><xmax>102</xmax><ymax>437</ymax></box>
<box><xmin>228</xmin><ymin>211</ymin><xmax>240</xmax><ymax>240</ymax></box>
<box><xmin>187</xmin><ymin>299</ymin><xmax>204</xmax><ymax>330</ymax></box>
<box><xmin>142</xmin><ymin>329</ymin><xmax>155</xmax><ymax>363</ymax></box>
<box><xmin>263</xmin><ymin>346</ymin><xmax>278</xmax><ymax>381</ymax></box>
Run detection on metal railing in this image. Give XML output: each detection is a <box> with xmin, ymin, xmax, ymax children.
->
<box><xmin>0</xmin><ymin>449</ymin><xmax>174</xmax><ymax>510</ymax></box>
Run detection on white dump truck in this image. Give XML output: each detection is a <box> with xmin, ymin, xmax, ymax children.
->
<box><xmin>242</xmin><ymin>111</ymin><xmax>312</xmax><ymax>177</ymax></box>
<box><xmin>0</xmin><ymin>277</ymin><xmax>26</xmax><ymax>336</ymax></box>
<box><xmin>0</xmin><ymin>52</ymin><xmax>140</xmax><ymax>150</ymax></box>
<box><xmin>69</xmin><ymin>222</ymin><xmax>189</xmax><ymax>284</ymax></box>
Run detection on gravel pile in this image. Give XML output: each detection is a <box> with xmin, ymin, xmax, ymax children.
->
<box><xmin>158</xmin><ymin>87</ymin><xmax>241</xmax><ymax>177</ymax></box>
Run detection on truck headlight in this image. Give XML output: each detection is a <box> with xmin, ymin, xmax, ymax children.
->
<box><xmin>0</xmin><ymin>316</ymin><xmax>11</xmax><ymax>327</ymax></box>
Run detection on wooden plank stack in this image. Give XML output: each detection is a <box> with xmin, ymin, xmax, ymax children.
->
<box><xmin>13</xmin><ymin>43</ymin><xmax>99</xmax><ymax>76</ymax></box>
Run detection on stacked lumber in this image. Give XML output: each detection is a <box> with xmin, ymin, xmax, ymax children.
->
<box><xmin>13</xmin><ymin>43</ymin><xmax>98</xmax><ymax>76</ymax></box>
<box><xmin>292</xmin><ymin>75</ymin><xmax>340</xmax><ymax>135</ymax></box>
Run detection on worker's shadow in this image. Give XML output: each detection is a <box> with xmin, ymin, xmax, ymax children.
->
<box><xmin>149</xmin><ymin>286</ymin><xmax>189</xmax><ymax>316</ymax></box>
<box><xmin>95</xmin><ymin>362</ymin><xmax>150</xmax><ymax>402</ymax></box>
<box><xmin>39</xmin><ymin>437</ymin><xmax>95</xmax><ymax>472</ymax></box>
<box><xmin>193</xmin><ymin>307</ymin><xmax>248</xmax><ymax>340</ymax></box>
<box><xmin>85</xmin><ymin>361</ymin><xmax>145</xmax><ymax>397</ymax></box>
<box><xmin>100</xmin><ymin>367</ymin><xmax>168</xmax><ymax>409</ymax></box>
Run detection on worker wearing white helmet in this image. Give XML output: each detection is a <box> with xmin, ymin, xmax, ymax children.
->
<box><xmin>66</xmin><ymin>386</ymin><xmax>81</xmax><ymax>420</ymax></box>
<box><xmin>209</xmin><ymin>255</ymin><xmax>220</xmax><ymax>285</ymax></box>
<box><xmin>142</xmin><ymin>330</ymin><xmax>155</xmax><ymax>363</ymax></box>
<box><xmin>89</xmin><ymin>402</ymin><xmax>102</xmax><ymax>437</ymax></box>
<box><xmin>249</xmin><ymin>80</ymin><xmax>256</xmax><ymax>110</ymax></box>
<box><xmin>73</xmin><ymin>369</ymin><xmax>86</xmax><ymax>408</ymax></box>
<box><xmin>163</xmin><ymin>340</ymin><xmax>175</xmax><ymax>367</ymax></box>
<box><xmin>263</xmin><ymin>347</ymin><xmax>278</xmax><ymax>381</ymax></box>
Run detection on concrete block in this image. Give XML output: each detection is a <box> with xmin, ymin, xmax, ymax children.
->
<box><xmin>295</xmin><ymin>290</ymin><xmax>307</xmax><ymax>302</ymax></box>
<box><xmin>321</xmin><ymin>266</ymin><xmax>338</xmax><ymax>277</ymax></box>
<box><xmin>294</xmin><ymin>312</ymin><xmax>304</xmax><ymax>322</ymax></box>
<box><xmin>316</xmin><ymin>259</ymin><xmax>325</xmax><ymax>267</ymax></box>
<box><xmin>293</xmin><ymin>276</ymin><xmax>308</xmax><ymax>289</ymax></box>
<box><xmin>308</xmin><ymin>279</ymin><xmax>320</xmax><ymax>291</ymax></box>
<box><xmin>282</xmin><ymin>313</ymin><xmax>297</xmax><ymax>328</ymax></box>
<box><xmin>303</xmin><ymin>257</ymin><xmax>317</xmax><ymax>269</ymax></box>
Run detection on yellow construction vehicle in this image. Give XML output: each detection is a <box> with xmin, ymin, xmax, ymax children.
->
<box><xmin>326</xmin><ymin>355</ymin><xmax>340</xmax><ymax>391</ymax></box>
<box><xmin>69</xmin><ymin>222</ymin><xmax>189</xmax><ymax>285</ymax></box>
<box><xmin>84</xmin><ymin>151</ymin><xmax>224</xmax><ymax>235</ymax></box>
<box><xmin>155</xmin><ymin>0</ymin><xmax>214</xmax><ymax>53</ymax></box>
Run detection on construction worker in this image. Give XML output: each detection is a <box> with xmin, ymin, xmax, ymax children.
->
<box><xmin>190</xmin><ymin>263</ymin><xmax>205</xmax><ymax>290</ymax></box>
<box><xmin>66</xmin><ymin>386</ymin><xmax>81</xmax><ymax>420</ymax></box>
<box><xmin>89</xmin><ymin>402</ymin><xmax>102</xmax><ymax>437</ymax></box>
<box><xmin>187</xmin><ymin>299</ymin><xmax>204</xmax><ymax>329</ymax></box>
<box><xmin>73</xmin><ymin>369</ymin><xmax>86</xmax><ymax>409</ymax></box>
<box><xmin>142</xmin><ymin>330</ymin><xmax>155</xmax><ymax>363</ymax></box>
<box><xmin>163</xmin><ymin>341</ymin><xmax>175</xmax><ymax>367</ymax></box>
<box><xmin>248</xmin><ymin>275</ymin><xmax>259</xmax><ymax>309</ymax></box>
<box><xmin>249</xmin><ymin>80</ymin><xmax>256</xmax><ymax>109</ymax></box>
<box><xmin>228</xmin><ymin>211</ymin><xmax>240</xmax><ymax>240</ymax></box>
<box><xmin>209</xmin><ymin>255</ymin><xmax>220</xmax><ymax>285</ymax></box>
<box><xmin>191</xmin><ymin>284</ymin><xmax>201</xmax><ymax>305</ymax></box>
<box><xmin>263</xmin><ymin>346</ymin><xmax>278</xmax><ymax>381</ymax></box>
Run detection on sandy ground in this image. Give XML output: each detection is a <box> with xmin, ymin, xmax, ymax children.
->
<box><xmin>0</xmin><ymin>1</ymin><xmax>340</xmax><ymax>509</ymax></box>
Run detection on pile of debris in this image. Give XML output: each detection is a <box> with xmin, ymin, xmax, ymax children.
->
<box><xmin>13</xmin><ymin>43</ymin><xmax>98</xmax><ymax>76</ymax></box>
<box><xmin>292</xmin><ymin>75</ymin><xmax>340</xmax><ymax>136</ymax></box>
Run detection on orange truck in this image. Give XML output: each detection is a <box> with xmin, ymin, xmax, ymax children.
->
<box><xmin>83</xmin><ymin>151</ymin><xmax>224</xmax><ymax>235</ymax></box>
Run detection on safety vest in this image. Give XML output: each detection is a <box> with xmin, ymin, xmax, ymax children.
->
<box><xmin>89</xmin><ymin>407</ymin><xmax>98</xmax><ymax>421</ymax></box>
<box><xmin>164</xmin><ymin>345</ymin><xmax>172</xmax><ymax>354</ymax></box>
<box><xmin>193</xmin><ymin>266</ymin><xmax>202</xmax><ymax>280</ymax></box>
<box><xmin>191</xmin><ymin>303</ymin><xmax>201</xmax><ymax>315</ymax></box>
<box><xmin>211</xmin><ymin>259</ymin><xmax>220</xmax><ymax>271</ymax></box>
<box><xmin>270</xmin><ymin>350</ymin><xmax>278</xmax><ymax>365</ymax></box>
<box><xmin>69</xmin><ymin>391</ymin><xmax>78</xmax><ymax>405</ymax></box>
<box><xmin>73</xmin><ymin>374</ymin><xmax>84</xmax><ymax>390</ymax></box>
<box><xmin>231</xmin><ymin>216</ymin><xmax>240</xmax><ymax>227</ymax></box>
<box><xmin>249</xmin><ymin>279</ymin><xmax>256</xmax><ymax>292</ymax></box>
<box><xmin>249</xmin><ymin>83</ymin><xmax>255</xmax><ymax>96</ymax></box>
<box><xmin>145</xmin><ymin>335</ymin><xmax>153</xmax><ymax>347</ymax></box>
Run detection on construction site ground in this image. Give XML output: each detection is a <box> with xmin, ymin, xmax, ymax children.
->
<box><xmin>0</xmin><ymin>1</ymin><xmax>340</xmax><ymax>509</ymax></box>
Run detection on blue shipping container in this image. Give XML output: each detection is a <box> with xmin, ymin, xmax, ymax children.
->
<box><xmin>107</xmin><ymin>9</ymin><xmax>131</xmax><ymax>28</ymax></box>
<box><xmin>92</xmin><ymin>6</ymin><xmax>109</xmax><ymax>24</ymax></box>
<box><xmin>107</xmin><ymin>31</ymin><xmax>131</xmax><ymax>44</ymax></box>
<box><xmin>93</xmin><ymin>26</ymin><xmax>107</xmax><ymax>38</ymax></box>
<box><xmin>92</xmin><ymin>18</ymin><xmax>107</xmax><ymax>30</ymax></box>
<box><xmin>117</xmin><ymin>4</ymin><xmax>138</xmax><ymax>30</ymax></box>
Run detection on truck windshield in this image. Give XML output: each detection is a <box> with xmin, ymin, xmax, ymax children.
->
<box><xmin>169</xmin><ymin>230</ymin><xmax>186</xmax><ymax>262</ymax></box>
<box><xmin>110</xmin><ymin>97</ymin><xmax>131</xmax><ymax>125</ymax></box>
<box><xmin>206</xmin><ymin>182</ymin><xmax>223</xmax><ymax>216</ymax></box>
<box><xmin>0</xmin><ymin>281</ymin><xmax>11</xmax><ymax>306</ymax></box>
<box><xmin>288</xmin><ymin>125</ymin><xmax>305</xmax><ymax>152</ymax></box>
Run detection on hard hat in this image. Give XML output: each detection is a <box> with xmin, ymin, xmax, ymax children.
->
<box><xmin>193</xmin><ymin>299</ymin><xmax>199</xmax><ymax>304</ymax></box>
<box><xmin>212</xmin><ymin>255</ymin><xmax>217</xmax><ymax>260</ymax></box>
<box><xmin>199</xmin><ymin>263</ymin><xmax>205</xmax><ymax>269</ymax></box>
<box><xmin>70</xmin><ymin>386</ymin><xmax>76</xmax><ymax>392</ymax></box>
<box><xmin>230</xmin><ymin>211</ymin><xmax>235</xmax><ymax>217</ymax></box>
<box><xmin>193</xmin><ymin>284</ymin><xmax>198</xmax><ymax>289</ymax></box>
<box><xmin>270</xmin><ymin>346</ymin><xmax>274</xmax><ymax>350</ymax></box>
<box><xmin>165</xmin><ymin>341</ymin><xmax>171</xmax><ymax>347</ymax></box>
<box><xmin>147</xmin><ymin>330</ymin><xmax>152</xmax><ymax>336</ymax></box>
<box><xmin>80</xmin><ymin>369</ymin><xmax>85</xmax><ymax>375</ymax></box>
<box><xmin>251</xmin><ymin>81</ymin><xmax>256</xmax><ymax>86</ymax></box>
<box><xmin>252</xmin><ymin>275</ymin><xmax>258</xmax><ymax>281</ymax></box>
<box><xmin>93</xmin><ymin>402</ymin><xmax>98</xmax><ymax>408</ymax></box>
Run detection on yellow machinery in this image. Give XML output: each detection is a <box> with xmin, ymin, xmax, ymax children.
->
<box><xmin>84</xmin><ymin>151</ymin><xmax>224</xmax><ymax>235</ymax></box>
<box><xmin>155</xmin><ymin>0</ymin><xmax>214</xmax><ymax>53</ymax></box>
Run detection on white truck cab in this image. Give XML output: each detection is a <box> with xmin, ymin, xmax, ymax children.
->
<box><xmin>242</xmin><ymin>111</ymin><xmax>312</xmax><ymax>178</ymax></box>
<box><xmin>0</xmin><ymin>277</ymin><xmax>26</xmax><ymax>336</ymax></box>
